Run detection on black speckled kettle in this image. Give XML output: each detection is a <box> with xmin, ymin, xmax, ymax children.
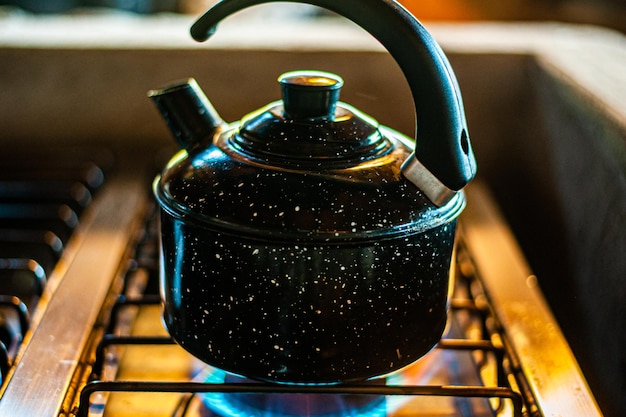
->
<box><xmin>150</xmin><ymin>0</ymin><xmax>476</xmax><ymax>384</ymax></box>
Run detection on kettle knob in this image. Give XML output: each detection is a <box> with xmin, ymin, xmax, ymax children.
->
<box><xmin>279</xmin><ymin>71</ymin><xmax>343</xmax><ymax>120</ymax></box>
<box><xmin>191</xmin><ymin>0</ymin><xmax>476</xmax><ymax>205</ymax></box>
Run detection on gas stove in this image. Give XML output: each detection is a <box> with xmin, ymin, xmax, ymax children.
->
<box><xmin>0</xmin><ymin>149</ymin><xmax>600</xmax><ymax>416</ymax></box>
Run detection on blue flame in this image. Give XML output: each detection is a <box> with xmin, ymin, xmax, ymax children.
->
<box><xmin>198</xmin><ymin>367</ymin><xmax>389</xmax><ymax>417</ymax></box>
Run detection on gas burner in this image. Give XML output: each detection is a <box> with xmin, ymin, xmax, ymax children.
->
<box><xmin>195</xmin><ymin>367</ymin><xmax>387</xmax><ymax>417</ymax></box>
<box><xmin>168</xmin><ymin>341</ymin><xmax>493</xmax><ymax>417</ymax></box>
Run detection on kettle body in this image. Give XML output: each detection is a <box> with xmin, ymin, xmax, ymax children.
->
<box><xmin>151</xmin><ymin>0</ymin><xmax>475</xmax><ymax>384</ymax></box>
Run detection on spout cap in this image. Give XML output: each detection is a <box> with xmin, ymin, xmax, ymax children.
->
<box><xmin>149</xmin><ymin>78</ymin><xmax>223</xmax><ymax>151</ymax></box>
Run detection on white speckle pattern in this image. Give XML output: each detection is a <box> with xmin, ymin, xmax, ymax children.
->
<box><xmin>159</xmin><ymin>211</ymin><xmax>456</xmax><ymax>384</ymax></box>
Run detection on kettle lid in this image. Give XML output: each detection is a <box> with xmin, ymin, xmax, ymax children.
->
<box><xmin>232</xmin><ymin>71</ymin><xmax>392</xmax><ymax>169</ymax></box>
<box><xmin>154</xmin><ymin>71</ymin><xmax>465</xmax><ymax>243</ymax></box>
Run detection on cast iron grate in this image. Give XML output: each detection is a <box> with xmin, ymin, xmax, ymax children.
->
<box><xmin>74</xmin><ymin>204</ymin><xmax>539</xmax><ymax>417</ymax></box>
<box><xmin>0</xmin><ymin>147</ymin><xmax>112</xmax><ymax>385</ymax></box>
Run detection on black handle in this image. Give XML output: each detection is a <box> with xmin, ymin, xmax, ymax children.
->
<box><xmin>191</xmin><ymin>0</ymin><xmax>476</xmax><ymax>191</ymax></box>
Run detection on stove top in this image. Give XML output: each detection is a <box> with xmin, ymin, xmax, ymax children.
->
<box><xmin>0</xmin><ymin>150</ymin><xmax>601</xmax><ymax>417</ymax></box>
<box><xmin>78</xmin><ymin>207</ymin><xmax>518</xmax><ymax>416</ymax></box>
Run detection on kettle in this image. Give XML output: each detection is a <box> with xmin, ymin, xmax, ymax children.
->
<box><xmin>150</xmin><ymin>0</ymin><xmax>476</xmax><ymax>384</ymax></box>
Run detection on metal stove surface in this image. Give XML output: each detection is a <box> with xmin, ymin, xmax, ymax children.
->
<box><xmin>0</xmin><ymin>163</ymin><xmax>601</xmax><ymax>416</ymax></box>
<box><xmin>0</xmin><ymin>147</ymin><xmax>113</xmax><ymax>384</ymax></box>
<box><xmin>74</xmin><ymin>187</ymin><xmax>529</xmax><ymax>417</ymax></box>
<box><xmin>85</xmin><ymin>288</ymin><xmax>503</xmax><ymax>416</ymax></box>
<box><xmin>88</xmin><ymin>265</ymin><xmax>499</xmax><ymax>417</ymax></box>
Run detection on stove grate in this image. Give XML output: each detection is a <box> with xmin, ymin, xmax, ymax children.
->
<box><xmin>74</xmin><ymin>211</ymin><xmax>539</xmax><ymax>417</ymax></box>
<box><xmin>0</xmin><ymin>147</ymin><xmax>111</xmax><ymax>385</ymax></box>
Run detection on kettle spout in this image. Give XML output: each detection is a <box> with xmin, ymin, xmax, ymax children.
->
<box><xmin>149</xmin><ymin>78</ymin><xmax>224</xmax><ymax>151</ymax></box>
